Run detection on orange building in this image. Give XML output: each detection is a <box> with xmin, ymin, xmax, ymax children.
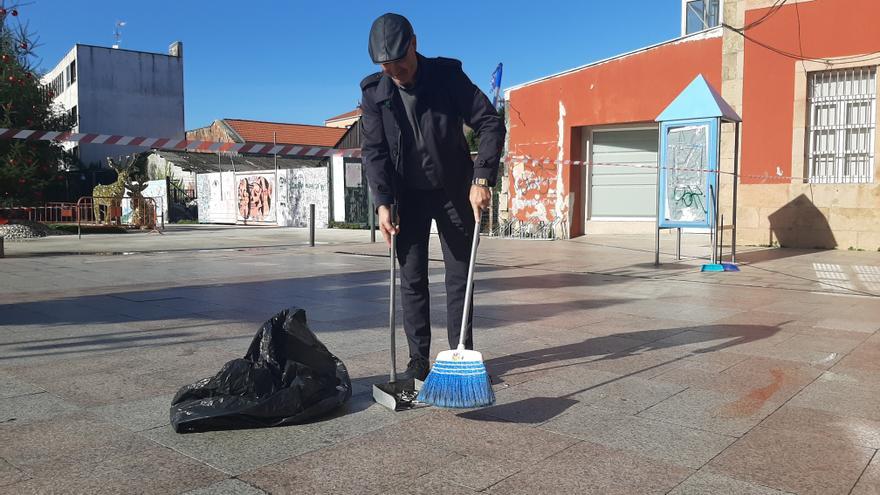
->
<box><xmin>505</xmin><ymin>0</ymin><xmax>880</xmax><ymax>249</ymax></box>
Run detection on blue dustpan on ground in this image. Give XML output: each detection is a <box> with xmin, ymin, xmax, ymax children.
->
<box><xmin>701</xmin><ymin>263</ymin><xmax>739</xmax><ymax>272</ymax></box>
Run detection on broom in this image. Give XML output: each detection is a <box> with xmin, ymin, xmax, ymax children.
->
<box><xmin>417</xmin><ymin>213</ymin><xmax>495</xmax><ymax>408</ymax></box>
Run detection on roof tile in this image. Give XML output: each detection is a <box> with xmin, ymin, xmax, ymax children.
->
<box><xmin>223</xmin><ymin>119</ymin><xmax>346</xmax><ymax>146</ymax></box>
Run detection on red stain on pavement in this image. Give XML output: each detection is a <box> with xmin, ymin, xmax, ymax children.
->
<box><xmin>720</xmin><ymin>369</ymin><xmax>785</xmax><ymax>417</ymax></box>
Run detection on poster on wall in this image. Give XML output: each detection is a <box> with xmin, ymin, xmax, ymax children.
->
<box><xmin>658</xmin><ymin>121</ymin><xmax>717</xmax><ymax>229</ymax></box>
<box><xmin>344</xmin><ymin>161</ymin><xmax>368</xmax><ymax>225</ymax></box>
<box><xmin>236</xmin><ymin>173</ymin><xmax>276</xmax><ymax>224</ymax></box>
<box><xmin>278</xmin><ymin>168</ymin><xmax>329</xmax><ymax>228</ymax></box>
<box><xmin>197</xmin><ymin>172</ymin><xmax>236</xmax><ymax>224</ymax></box>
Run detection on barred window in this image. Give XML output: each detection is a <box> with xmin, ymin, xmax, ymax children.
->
<box><xmin>46</xmin><ymin>73</ymin><xmax>64</xmax><ymax>97</ymax></box>
<box><xmin>808</xmin><ymin>67</ymin><xmax>876</xmax><ymax>183</ymax></box>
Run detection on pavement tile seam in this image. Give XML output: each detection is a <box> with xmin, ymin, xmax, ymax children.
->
<box><xmin>410</xmin><ymin>444</ymin><xmax>568</xmax><ymax>492</ymax></box>
<box><xmin>134</xmin><ymin>426</ymin><xmax>281</xmax><ymax>476</ymax></box>
<box><xmin>0</xmin><ymin>390</ymin><xmax>86</xmax><ymax>425</ymax></box>
<box><xmin>850</xmin><ymin>449</ymin><xmax>879</xmax><ymax>495</ymax></box>
<box><xmin>650</xmin><ymin>352</ymin><xmax>828</xmax><ymax>436</ymax></box>
<box><xmin>708</xmin><ymin>424</ymin><xmax>877</xmax><ymax>495</ymax></box>
<box><xmin>665</xmin><ymin>467</ymin><xmax>798</xmax><ymax>495</ymax></box>
<box><xmin>0</xmin><ymin>454</ymin><xmax>31</xmax><ymax>487</ymax></box>
<box><xmin>179</xmin><ymin>477</ymin><xmax>270</xmax><ymax>495</ymax></box>
<box><xmin>543</xmin><ymin>404</ymin><xmax>739</xmax><ymax>466</ymax></box>
<box><xmin>631</xmin><ymin>383</ymin><xmax>694</xmax><ymax>416</ymax></box>
<box><xmin>782</xmin><ymin>335</ymin><xmax>880</xmax><ymax>417</ymax></box>
<box><xmin>5</xmin><ymin>231</ymin><xmax>880</xmax><ymax>493</ymax></box>
<box><xmin>632</xmin><ymin>403</ymin><xmax>758</xmax><ymax>441</ymax></box>
<box><xmin>159</xmin><ymin>407</ymin><xmax>427</xmax><ymax>477</ymax></box>
<box><xmin>696</xmin><ymin>408</ymin><xmax>878</xmax><ymax>493</ymax></box>
<box><xmin>478</xmin><ymin>439</ymin><xmax>586</xmax><ymax>493</ymax></box>
<box><xmin>0</xmin><ymin>390</ymin><xmax>44</xmax><ymax>402</ymax></box>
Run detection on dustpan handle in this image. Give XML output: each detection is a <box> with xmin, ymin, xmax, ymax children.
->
<box><xmin>457</xmin><ymin>212</ymin><xmax>481</xmax><ymax>349</ymax></box>
<box><xmin>389</xmin><ymin>204</ymin><xmax>398</xmax><ymax>383</ymax></box>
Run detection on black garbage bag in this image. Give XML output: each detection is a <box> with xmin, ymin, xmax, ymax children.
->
<box><xmin>170</xmin><ymin>307</ymin><xmax>351</xmax><ymax>433</ymax></box>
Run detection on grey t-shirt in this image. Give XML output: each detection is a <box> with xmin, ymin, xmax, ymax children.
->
<box><xmin>397</xmin><ymin>82</ymin><xmax>443</xmax><ymax>190</ymax></box>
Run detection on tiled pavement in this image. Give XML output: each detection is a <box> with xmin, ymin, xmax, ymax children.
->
<box><xmin>1</xmin><ymin>225</ymin><xmax>878</xmax><ymax>494</ymax></box>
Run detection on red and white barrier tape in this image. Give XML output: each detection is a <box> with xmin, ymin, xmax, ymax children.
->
<box><xmin>0</xmin><ymin>128</ymin><xmax>810</xmax><ymax>182</ymax></box>
<box><xmin>506</xmin><ymin>155</ymin><xmax>806</xmax><ymax>182</ymax></box>
<box><xmin>0</xmin><ymin>128</ymin><xmax>363</xmax><ymax>159</ymax></box>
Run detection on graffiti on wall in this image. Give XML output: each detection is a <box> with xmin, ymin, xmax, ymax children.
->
<box><xmin>197</xmin><ymin>168</ymin><xmax>329</xmax><ymax>226</ymax></box>
<box><xmin>663</xmin><ymin>125</ymin><xmax>709</xmax><ymax>225</ymax></box>
<box><xmin>344</xmin><ymin>162</ymin><xmax>369</xmax><ymax>224</ymax></box>
<box><xmin>510</xmin><ymin>160</ymin><xmax>559</xmax><ymax>222</ymax></box>
<box><xmin>278</xmin><ymin>168</ymin><xmax>329</xmax><ymax>228</ymax></box>
<box><xmin>237</xmin><ymin>174</ymin><xmax>275</xmax><ymax>223</ymax></box>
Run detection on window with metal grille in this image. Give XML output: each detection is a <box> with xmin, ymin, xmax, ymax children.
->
<box><xmin>808</xmin><ymin>67</ymin><xmax>877</xmax><ymax>183</ymax></box>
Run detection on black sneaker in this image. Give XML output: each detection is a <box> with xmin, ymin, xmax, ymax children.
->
<box><xmin>401</xmin><ymin>357</ymin><xmax>430</xmax><ymax>381</ymax></box>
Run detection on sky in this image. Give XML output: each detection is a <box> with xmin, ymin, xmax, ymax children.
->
<box><xmin>19</xmin><ymin>1</ymin><xmax>682</xmax><ymax>130</ymax></box>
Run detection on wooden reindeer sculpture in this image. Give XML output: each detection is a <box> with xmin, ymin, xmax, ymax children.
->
<box><xmin>94</xmin><ymin>153</ymin><xmax>155</xmax><ymax>228</ymax></box>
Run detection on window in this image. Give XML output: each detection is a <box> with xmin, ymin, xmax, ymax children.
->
<box><xmin>684</xmin><ymin>0</ymin><xmax>721</xmax><ymax>35</ymax></box>
<box><xmin>68</xmin><ymin>60</ymin><xmax>76</xmax><ymax>84</ymax></box>
<box><xmin>808</xmin><ymin>67</ymin><xmax>876</xmax><ymax>183</ymax></box>
<box><xmin>47</xmin><ymin>72</ymin><xmax>64</xmax><ymax>97</ymax></box>
<box><xmin>70</xmin><ymin>105</ymin><xmax>78</xmax><ymax>126</ymax></box>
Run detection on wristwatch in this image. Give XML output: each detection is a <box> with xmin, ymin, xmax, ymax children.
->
<box><xmin>472</xmin><ymin>178</ymin><xmax>490</xmax><ymax>187</ymax></box>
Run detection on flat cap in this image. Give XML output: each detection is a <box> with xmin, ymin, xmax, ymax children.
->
<box><xmin>368</xmin><ymin>13</ymin><xmax>413</xmax><ymax>64</ymax></box>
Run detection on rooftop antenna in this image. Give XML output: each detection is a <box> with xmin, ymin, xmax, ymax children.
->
<box><xmin>112</xmin><ymin>21</ymin><xmax>126</xmax><ymax>49</ymax></box>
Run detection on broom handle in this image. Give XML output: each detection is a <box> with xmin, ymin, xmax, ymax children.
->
<box><xmin>457</xmin><ymin>212</ymin><xmax>481</xmax><ymax>349</ymax></box>
<box><xmin>389</xmin><ymin>204</ymin><xmax>398</xmax><ymax>383</ymax></box>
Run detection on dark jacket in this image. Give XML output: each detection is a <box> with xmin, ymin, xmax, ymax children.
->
<box><xmin>360</xmin><ymin>54</ymin><xmax>505</xmax><ymax>207</ymax></box>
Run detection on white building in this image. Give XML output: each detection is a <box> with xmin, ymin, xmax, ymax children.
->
<box><xmin>41</xmin><ymin>42</ymin><xmax>185</xmax><ymax>167</ymax></box>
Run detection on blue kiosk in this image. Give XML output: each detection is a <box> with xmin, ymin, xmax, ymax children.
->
<box><xmin>653</xmin><ymin>75</ymin><xmax>742</xmax><ymax>269</ymax></box>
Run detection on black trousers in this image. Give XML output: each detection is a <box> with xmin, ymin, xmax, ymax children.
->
<box><xmin>396</xmin><ymin>188</ymin><xmax>475</xmax><ymax>361</ymax></box>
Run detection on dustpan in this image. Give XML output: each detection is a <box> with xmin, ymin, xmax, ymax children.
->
<box><xmin>700</xmin><ymin>262</ymin><xmax>739</xmax><ymax>272</ymax></box>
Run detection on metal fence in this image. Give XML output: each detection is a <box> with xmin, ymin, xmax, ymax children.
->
<box><xmin>488</xmin><ymin>218</ymin><xmax>561</xmax><ymax>240</ymax></box>
<box><xmin>0</xmin><ymin>203</ymin><xmax>80</xmax><ymax>223</ymax></box>
<box><xmin>0</xmin><ymin>196</ymin><xmax>163</xmax><ymax>230</ymax></box>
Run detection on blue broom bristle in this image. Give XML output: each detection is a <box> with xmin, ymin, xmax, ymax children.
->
<box><xmin>417</xmin><ymin>360</ymin><xmax>495</xmax><ymax>408</ymax></box>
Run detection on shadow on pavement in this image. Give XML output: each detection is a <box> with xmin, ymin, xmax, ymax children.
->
<box><xmin>0</xmin><ymin>297</ymin><xmax>633</xmax><ymax>361</ymax></box>
<box><xmin>0</xmin><ymin>265</ymin><xmax>631</xmax><ymax>328</ymax></box>
<box><xmin>461</xmin><ymin>323</ymin><xmax>782</xmax><ymax>424</ymax></box>
<box><xmin>734</xmin><ymin>247</ymin><xmax>825</xmax><ymax>264</ymax></box>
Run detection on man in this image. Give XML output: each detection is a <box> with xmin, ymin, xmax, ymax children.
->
<box><xmin>360</xmin><ymin>13</ymin><xmax>505</xmax><ymax>381</ymax></box>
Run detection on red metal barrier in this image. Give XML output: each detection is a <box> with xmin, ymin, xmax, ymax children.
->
<box><xmin>0</xmin><ymin>196</ymin><xmax>162</xmax><ymax>229</ymax></box>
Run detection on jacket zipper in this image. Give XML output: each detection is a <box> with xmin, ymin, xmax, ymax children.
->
<box><xmin>397</xmin><ymin>129</ymin><xmax>403</xmax><ymax>173</ymax></box>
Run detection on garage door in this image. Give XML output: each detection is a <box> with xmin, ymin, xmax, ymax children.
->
<box><xmin>590</xmin><ymin>129</ymin><xmax>658</xmax><ymax>218</ymax></box>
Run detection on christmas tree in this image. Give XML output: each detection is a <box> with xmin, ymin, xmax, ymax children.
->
<box><xmin>0</xmin><ymin>2</ymin><xmax>74</xmax><ymax>207</ymax></box>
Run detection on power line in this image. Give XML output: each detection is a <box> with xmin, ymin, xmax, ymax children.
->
<box><xmin>738</xmin><ymin>0</ymin><xmax>787</xmax><ymax>31</ymax></box>
<box><xmin>723</xmin><ymin>24</ymin><xmax>880</xmax><ymax>65</ymax></box>
<box><xmin>723</xmin><ymin>1</ymin><xmax>880</xmax><ymax>65</ymax></box>
<box><xmin>793</xmin><ymin>0</ymin><xmax>806</xmax><ymax>71</ymax></box>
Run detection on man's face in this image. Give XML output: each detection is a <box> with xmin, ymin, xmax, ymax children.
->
<box><xmin>380</xmin><ymin>37</ymin><xmax>417</xmax><ymax>88</ymax></box>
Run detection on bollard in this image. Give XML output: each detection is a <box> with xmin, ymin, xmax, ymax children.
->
<box><xmin>0</xmin><ymin>236</ymin><xmax>4</xmax><ymax>258</ymax></box>
<box><xmin>370</xmin><ymin>205</ymin><xmax>376</xmax><ymax>243</ymax></box>
<box><xmin>309</xmin><ymin>203</ymin><xmax>315</xmax><ymax>247</ymax></box>
<box><xmin>369</xmin><ymin>194</ymin><xmax>376</xmax><ymax>243</ymax></box>
<box><xmin>676</xmin><ymin>228</ymin><xmax>682</xmax><ymax>261</ymax></box>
